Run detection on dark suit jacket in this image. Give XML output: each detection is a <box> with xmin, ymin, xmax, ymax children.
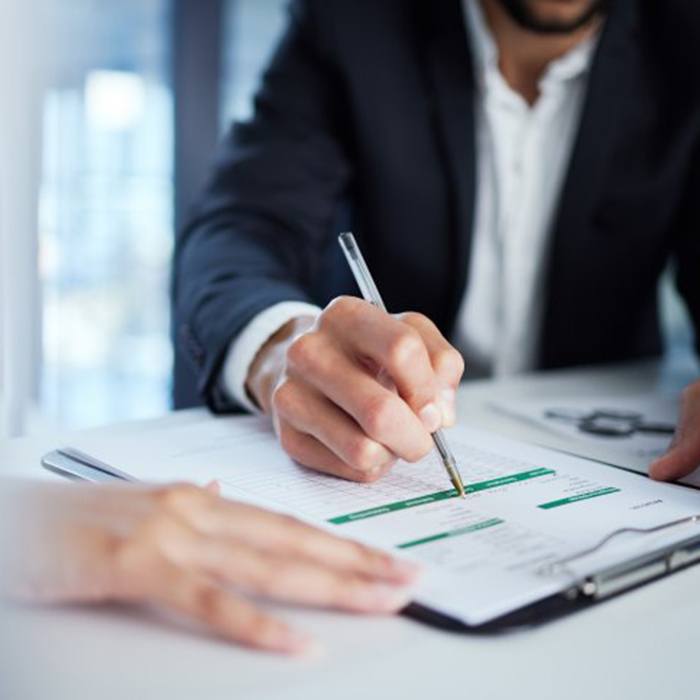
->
<box><xmin>175</xmin><ymin>0</ymin><xmax>700</xmax><ymax>412</ymax></box>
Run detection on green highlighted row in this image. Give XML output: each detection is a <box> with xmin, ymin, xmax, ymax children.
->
<box><xmin>328</xmin><ymin>489</ymin><xmax>456</xmax><ymax>525</ymax></box>
<box><xmin>466</xmin><ymin>467</ymin><xmax>554</xmax><ymax>493</ymax></box>
<box><xmin>328</xmin><ymin>467</ymin><xmax>554</xmax><ymax>525</ymax></box>
<box><xmin>397</xmin><ymin>517</ymin><xmax>505</xmax><ymax>549</ymax></box>
<box><xmin>538</xmin><ymin>487</ymin><xmax>621</xmax><ymax>510</ymax></box>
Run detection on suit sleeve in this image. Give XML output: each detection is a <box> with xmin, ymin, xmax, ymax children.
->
<box><xmin>174</xmin><ymin>0</ymin><xmax>351</xmax><ymax>411</ymax></box>
<box><xmin>674</xmin><ymin>142</ymin><xmax>700</xmax><ymax>359</ymax></box>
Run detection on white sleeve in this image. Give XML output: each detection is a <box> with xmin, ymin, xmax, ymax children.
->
<box><xmin>221</xmin><ymin>301</ymin><xmax>322</xmax><ymax>413</ymax></box>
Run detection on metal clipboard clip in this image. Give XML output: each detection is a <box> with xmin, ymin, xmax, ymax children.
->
<box><xmin>538</xmin><ymin>514</ymin><xmax>700</xmax><ymax>600</ymax></box>
<box><xmin>42</xmin><ymin>448</ymin><xmax>136</xmax><ymax>483</ymax></box>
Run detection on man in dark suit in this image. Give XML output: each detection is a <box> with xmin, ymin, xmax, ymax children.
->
<box><xmin>175</xmin><ymin>0</ymin><xmax>700</xmax><ymax>483</ymax></box>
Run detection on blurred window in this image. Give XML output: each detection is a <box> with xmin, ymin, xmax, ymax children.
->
<box><xmin>221</xmin><ymin>0</ymin><xmax>288</xmax><ymax>127</ymax></box>
<box><xmin>39</xmin><ymin>1</ymin><xmax>174</xmax><ymax>427</ymax></box>
<box><xmin>37</xmin><ymin>0</ymin><xmax>290</xmax><ymax>429</ymax></box>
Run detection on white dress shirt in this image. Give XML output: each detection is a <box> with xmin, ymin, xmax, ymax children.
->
<box><xmin>456</xmin><ymin>0</ymin><xmax>597</xmax><ymax>376</ymax></box>
<box><xmin>222</xmin><ymin>0</ymin><xmax>599</xmax><ymax>411</ymax></box>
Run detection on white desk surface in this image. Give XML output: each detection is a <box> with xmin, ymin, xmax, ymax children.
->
<box><xmin>2</xmin><ymin>361</ymin><xmax>699</xmax><ymax>700</ymax></box>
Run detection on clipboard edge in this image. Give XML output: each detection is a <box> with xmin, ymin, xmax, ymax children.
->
<box><xmin>402</xmin><ymin>530</ymin><xmax>700</xmax><ymax>633</ymax></box>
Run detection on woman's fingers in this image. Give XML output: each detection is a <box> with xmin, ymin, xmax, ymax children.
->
<box><xmin>198</xmin><ymin>498</ymin><xmax>419</xmax><ymax>584</ymax></box>
<box><xmin>146</xmin><ymin>558</ymin><xmax>315</xmax><ymax>655</ymax></box>
<box><xmin>146</xmin><ymin>484</ymin><xmax>416</xmax><ymax>584</ymax></box>
<box><xmin>111</xmin><ymin>500</ymin><xmax>414</xmax><ymax>648</ymax></box>
<box><xmin>194</xmin><ymin>541</ymin><xmax>413</xmax><ymax>613</ymax></box>
<box><xmin>70</xmin><ymin>483</ymin><xmax>419</xmax><ymax>653</ymax></box>
<box><xmin>109</xmin><ymin>506</ymin><xmax>315</xmax><ymax>654</ymax></box>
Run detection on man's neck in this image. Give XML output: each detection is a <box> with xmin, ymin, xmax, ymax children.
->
<box><xmin>479</xmin><ymin>0</ymin><xmax>601</xmax><ymax>104</ymax></box>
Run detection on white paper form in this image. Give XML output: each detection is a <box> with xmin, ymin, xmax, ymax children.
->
<box><xmin>74</xmin><ymin>417</ymin><xmax>700</xmax><ymax>626</ymax></box>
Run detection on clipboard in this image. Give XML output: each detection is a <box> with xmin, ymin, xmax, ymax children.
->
<box><xmin>41</xmin><ymin>447</ymin><xmax>700</xmax><ymax>633</ymax></box>
<box><xmin>407</xmin><ymin>524</ymin><xmax>700</xmax><ymax>633</ymax></box>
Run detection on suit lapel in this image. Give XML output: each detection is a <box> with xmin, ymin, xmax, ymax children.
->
<box><xmin>540</xmin><ymin>2</ymin><xmax>642</xmax><ymax>366</ymax></box>
<box><xmin>420</xmin><ymin>0</ymin><xmax>477</xmax><ymax>333</ymax></box>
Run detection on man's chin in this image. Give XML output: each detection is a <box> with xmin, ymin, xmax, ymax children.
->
<box><xmin>495</xmin><ymin>0</ymin><xmax>609</xmax><ymax>35</ymax></box>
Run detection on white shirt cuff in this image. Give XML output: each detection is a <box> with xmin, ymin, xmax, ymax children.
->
<box><xmin>221</xmin><ymin>301</ymin><xmax>322</xmax><ymax>413</ymax></box>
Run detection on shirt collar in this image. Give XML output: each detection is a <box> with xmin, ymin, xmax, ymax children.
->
<box><xmin>463</xmin><ymin>0</ymin><xmax>600</xmax><ymax>90</ymax></box>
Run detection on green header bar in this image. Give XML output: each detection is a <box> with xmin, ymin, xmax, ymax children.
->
<box><xmin>538</xmin><ymin>487</ymin><xmax>621</xmax><ymax>510</ymax></box>
<box><xmin>328</xmin><ymin>467</ymin><xmax>554</xmax><ymax>525</ymax></box>
<box><xmin>397</xmin><ymin>517</ymin><xmax>505</xmax><ymax>549</ymax></box>
<box><xmin>328</xmin><ymin>489</ymin><xmax>456</xmax><ymax>525</ymax></box>
<box><xmin>466</xmin><ymin>467</ymin><xmax>554</xmax><ymax>493</ymax></box>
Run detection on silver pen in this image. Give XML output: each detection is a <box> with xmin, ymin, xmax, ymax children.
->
<box><xmin>338</xmin><ymin>232</ymin><xmax>466</xmax><ymax>498</ymax></box>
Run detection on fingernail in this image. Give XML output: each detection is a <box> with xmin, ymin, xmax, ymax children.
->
<box><xmin>298</xmin><ymin>640</ymin><xmax>325</xmax><ymax>660</ymax></box>
<box><xmin>389</xmin><ymin>558</ymin><xmax>423</xmax><ymax>581</ymax></box>
<box><xmin>419</xmin><ymin>402</ymin><xmax>441</xmax><ymax>432</ymax></box>
<box><xmin>278</xmin><ymin>627</ymin><xmax>319</xmax><ymax>655</ymax></box>
<box><xmin>439</xmin><ymin>388</ymin><xmax>456</xmax><ymax>426</ymax></box>
<box><xmin>361</xmin><ymin>584</ymin><xmax>413</xmax><ymax>611</ymax></box>
<box><xmin>648</xmin><ymin>460</ymin><xmax>667</xmax><ymax>481</ymax></box>
<box><xmin>205</xmin><ymin>480</ymin><xmax>221</xmax><ymax>494</ymax></box>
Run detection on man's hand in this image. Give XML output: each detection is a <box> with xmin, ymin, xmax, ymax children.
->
<box><xmin>1</xmin><ymin>481</ymin><xmax>419</xmax><ymax>655</ymax></box>
<box><xmin>246</xmin><ymin>296</ymin><xmax>465</xmax><ymax>482</ymax></box>
<box><xmin>649</xmin><ymin>380</ymin><xmax>700</xmax><ymax>482</ymax></box>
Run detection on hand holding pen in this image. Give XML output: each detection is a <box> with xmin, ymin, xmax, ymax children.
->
<box><xmin>245</xmin><ymin>232</ymin><xmax>466</xmax><ymax>487</ymax></box>
<box><xmin>338</xmin><ymin>233</ymin><xmax>466</xmax><ymax>496</ymax></box>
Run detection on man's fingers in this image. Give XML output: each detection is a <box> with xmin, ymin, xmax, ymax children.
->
<box><xmin>649</xmin><ymin>445</ymin><xmax>700</xmax><ymax>481</ymax></box>
<box><xmin>277</xmin><ymin>420</ymin><xmax>394</xmax><ymax>483</ymax></box>
<box><xmin>195</xmin><ymin>542</ymin><xmax>413</xmax><ymax>613</ymax></box>
<box><xmin>320</xmin><ymin>298</ymin><xmax>440</xmax><ymax>425</ymax></box>
<box><xmin>650</xmin><ymin>382</ymin><xmax>700</xmax><ymax>481</ymax></box>
<box><xmin>398</xmin><ymin>312</ymin><xmax>465</xmax><ymax>426</ymax></box>
<box><xmin>273</xmin><ymin>380</ymin><xmax>397</xmax><ymax>474</ymax></box>
<box><xmin>285</xmin><ymin>339</ymin><xmax>433</xmax><ymax>462</ymax></box>
<box><xmin>274</xmin><ymin>298</ymin><xmax>457</xmax><ymax>479</ymax></box>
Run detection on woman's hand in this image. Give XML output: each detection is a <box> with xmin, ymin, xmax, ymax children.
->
<box><xmin>0</xmin><ymin>481</ymin><xmax>419</xmax><ymax>655</ymax></box>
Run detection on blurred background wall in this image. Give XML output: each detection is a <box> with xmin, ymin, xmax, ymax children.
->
<box><xmin>1</xmin><ymin>0</ymin><xmax>287</xmax><ymax>437</ymax></box>
<box><xmin>0</xmin><ymin>0</ymin><xmax>696</xmax><ymax>439</ymax></box>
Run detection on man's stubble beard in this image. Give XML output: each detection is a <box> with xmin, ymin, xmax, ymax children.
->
<box><xmin>494</xmin><ymin>0</ymin><xmax>610</xmax><ymax>34</ymax></box>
